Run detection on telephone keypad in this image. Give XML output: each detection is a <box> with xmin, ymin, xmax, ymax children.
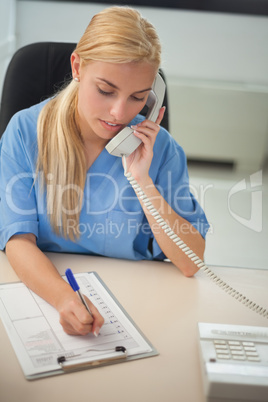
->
<box><xmin>213</xmin><ymin>340</ymin><xmax>261</xmax><ymax>362</ymax></box>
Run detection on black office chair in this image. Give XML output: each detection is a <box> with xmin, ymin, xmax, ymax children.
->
<box><xmin>0</xmin><ymin>42</ymin><xmax>169</xmax><ymax>138</ymax></box>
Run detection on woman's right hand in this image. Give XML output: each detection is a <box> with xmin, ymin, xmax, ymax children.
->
<box><xmin>58</xmin><ymin>293</ymin><xmax>105</xmax><ymax>336</ymax></box>
<box><xmin>6</xmin><ymin>234</ymin><xmax>105</xmax><ymax>336</ymax></box>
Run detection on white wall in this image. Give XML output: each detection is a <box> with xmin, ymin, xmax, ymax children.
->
<box><xmin>0</xmin><ymin>0</ymin><xmax>16</xmax><ymax>96</ymax></box>
<box><xmin>14</xmin><ymin>1</ymin><xmax>268</xmax><ymax>161</ymax></box>
<box><xmin>1</xmin><ymin>1</ymin><xmax>268</xmax><ymax>159</ymax></box>
<box><xmin>14</xmin><ymin>1</ymin><xmax>268</xmax><ymax>85</ymax></box>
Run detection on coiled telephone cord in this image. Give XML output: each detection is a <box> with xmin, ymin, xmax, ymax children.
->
<box><xmin>123</xmin><ymin>156</ymin><xmax>268</xmax><ymax>319</ymax></box>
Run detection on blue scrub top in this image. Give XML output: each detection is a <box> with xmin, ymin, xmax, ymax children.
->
<box><xmin>0</xmin><ymin>100</ymin><xmax>209</xmax><ymax>261</ymax></box>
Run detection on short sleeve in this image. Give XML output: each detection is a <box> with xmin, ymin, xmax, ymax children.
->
<box><xmin>0</xmin><ymin>111</ymin><xmax>40</xmax><ymax>249</ymax></box>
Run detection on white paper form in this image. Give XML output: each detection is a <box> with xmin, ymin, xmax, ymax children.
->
<box><xmin>0</xmin><ymin>272</ymin><xmax>157</xmax><ymax>379</ymax></box>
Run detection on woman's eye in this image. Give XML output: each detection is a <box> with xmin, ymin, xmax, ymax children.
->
<box><xmin>97</xmin><ymin>87</ymin><xmax>113</xmax><ymax>96</ymax></box>
<box><xmin>132</xmin><ymin>95</ymin><xmax>145</xmax><ymax>102</ymax></box>
<box><xmin>97</xmin><ymin>86</ymin><xmax>145</xmax><ymax>102</ymax></box>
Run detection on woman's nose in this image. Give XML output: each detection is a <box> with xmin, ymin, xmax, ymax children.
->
<box><xmin>109</xmin><ymin>99</ymin><xmax>127</xmax><ymax>122</ymax></box>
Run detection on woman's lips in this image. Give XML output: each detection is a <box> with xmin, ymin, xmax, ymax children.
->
<box><xmin>100</xmin><ymin>120</ymin><xmax>124</xmax><ymax>132</ymax></box>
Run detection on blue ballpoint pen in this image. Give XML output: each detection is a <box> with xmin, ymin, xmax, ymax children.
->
<box><xmin>65</xmin><ymin>268</ymin><xmax>93</xmax><ymax>317</ymax></box>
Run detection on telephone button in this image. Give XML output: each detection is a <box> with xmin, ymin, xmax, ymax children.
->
<box><xmin>217</xmin><ymin>354</ymin><xmax>231</xmax><ymax>360</ymax></box>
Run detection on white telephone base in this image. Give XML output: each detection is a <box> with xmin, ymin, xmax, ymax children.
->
<box><xmin>105</xmin><ymin>126</ymin><xmax>141</xmax><ymax>157</ymax></box>
<box><xmin>198</xmin><ymin>322</ymin><xmax>268</xmax><ymax>402</ymax></box>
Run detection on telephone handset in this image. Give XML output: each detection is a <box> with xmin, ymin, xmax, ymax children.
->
<box><xmin>105</xmin><ymin>73</ymin><xmax>166</xmax><ymax>157</ymax></box>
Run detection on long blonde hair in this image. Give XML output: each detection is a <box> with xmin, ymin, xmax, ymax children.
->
<box><xmin>36</xmin><ymin>6</ymin><xmax>162</xmax><ymax>240</ymax></box>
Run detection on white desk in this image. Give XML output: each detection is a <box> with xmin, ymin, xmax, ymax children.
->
<box><xmin>0</xmin><ymin>251</ymin><xmax>267</xmax><ymax>402</ymax></box>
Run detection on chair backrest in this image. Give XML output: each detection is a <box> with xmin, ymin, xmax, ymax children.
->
<box><xmin>0</xmin><ymin>41</ymin><xmax>169</xmax><ymax>138</ymax></box>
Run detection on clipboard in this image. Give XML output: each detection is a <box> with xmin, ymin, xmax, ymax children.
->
<box><xmin>0</xmin><ymin>272</ymin><xmax>158</xmax><ymax>380</ymax></box>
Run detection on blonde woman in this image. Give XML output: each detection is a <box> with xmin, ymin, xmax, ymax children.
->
<box><xmin>0</xmin><ymin>7</ymin><xmax>209</xmax><ymax>335</ymax></box>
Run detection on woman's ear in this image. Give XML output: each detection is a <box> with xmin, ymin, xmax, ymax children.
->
<box><xmin>71</xmin><ymin>52</ymin><xmax>81</xmax><ymax>80</ymax></box>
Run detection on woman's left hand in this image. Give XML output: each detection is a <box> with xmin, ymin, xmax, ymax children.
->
<box><xmin>125</xmin><ymin>106</ymin><xmax>165</xmax><ymax>183</ymax></box>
